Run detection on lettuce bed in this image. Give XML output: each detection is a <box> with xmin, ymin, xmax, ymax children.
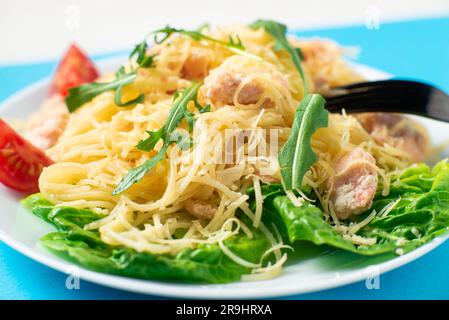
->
<box><xmin>23</xmin><ymin>161</ymin><xmax>449</xmax><ymax>283</ymax></box>
<box><xmin>257</xmin><ymin>161</ymin><xmax>449</xmax><ymax>255</ymax></box>
<box><xmin>22</xmin><ymin>194</ymin><xmax>270</xmax><ymax>283</ymax></box>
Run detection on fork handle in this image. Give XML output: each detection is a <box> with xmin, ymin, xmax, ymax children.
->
<box><xmin>324</xmin><ymin>80</ymin><xmax>449</xmax><ymax>122</ymax></box>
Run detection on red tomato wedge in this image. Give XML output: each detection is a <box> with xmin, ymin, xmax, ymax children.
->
<box><xmin>0</xmin><ymin>120</ymin><xmax>53</xmax><ymax>193</ymax></box>
<box><xmin>49</xmin><ymin>43</ymin><xmax>99</xmax><ymax>97</ymax></box>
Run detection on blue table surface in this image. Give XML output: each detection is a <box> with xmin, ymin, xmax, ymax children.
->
<box><xmin>1</xmin><ymin>16</ymin><xmax>449</xmax><ymax>300</ymax></box>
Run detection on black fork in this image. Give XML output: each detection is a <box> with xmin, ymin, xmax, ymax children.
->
<box><xmin>324</xmin><ymin>80</ymin><xmax>449</xmax><ymax>122</ymax></box>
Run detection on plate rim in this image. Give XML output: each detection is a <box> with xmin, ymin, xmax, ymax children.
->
<box><xmin>0</xmin><ymin>57</ymin><xmax>447</xmax><ymax>299</ymax></box>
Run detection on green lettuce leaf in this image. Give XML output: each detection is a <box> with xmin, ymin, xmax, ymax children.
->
<box><xmin>22</xmin><ymin>194</ymin><xmax>270</xmax><ymax>283</ymax></box>
<box><xmin>255</xmin><ymin>160</ymin><xmax>449</xmax><ymax>255</ymax></box>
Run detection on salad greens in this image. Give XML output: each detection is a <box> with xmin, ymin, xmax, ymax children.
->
<box><xmin>113</xmin><ymin>82</ymin><xmax>207</xmax><ymax>195</ymax></box>
<box><xmin>278</xmin><ymin>94</ymin><xmax>328</xmax><ymax>190</ymax></box>
<box><xmin>251</xmin><ymin>160</ymin><xmax>449</xmax><ymax>255</ymax></box>
<box><xmin>23</xmin><ymin>161</ymin><xmax>449</xmax><ymax>283</ymax></box>
<box><xmin>22</xmin><ymin>193</ymin><xmax>270</xmax><ymax>283</ymax></box>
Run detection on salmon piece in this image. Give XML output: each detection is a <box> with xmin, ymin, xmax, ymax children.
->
<box><xmin>201</xmin><ymin>66</ymin><xmax>264</xmax><ymax>106</ymax></box>
<box><xmin>331</xmin><ymin>148</ymin><xmax>378</xmax><ymax>220</ymax></box>
<box><xmin>355</xmin><ymin>113</ymin><xmax>428</xmax><ymax>162</ymax></box>
<box><xmin>24</xmin><ymin>94</ymin><xmax>68</xmax><ymax>150</ymax></box>
<box><xmin>200</xmin><ymin>56</ymin><xmax>286</xmax><ymax>108</ymax></box>
<box><xmin>181</xmin><ymin>49</ymin><xmax>211</xmax><ymax>80</ymax></box>
<box><xmin>298</xmin><ymin>39</ymin><xmax>342</xmax><ymax>63</ymax></box>
<box><xmin>185</xmin><ymin>199</ymin><xmax>216</xmax><ymax>220</ymax></box>
<box><xmin>204</xmin><ymin>71</ymin><xmax>265</xmax><ymax>105</ymax></box>
<box><xmin>292</xmin><ymin>38</ymin><xmax>362</xmax><ymax>92</ymax></box>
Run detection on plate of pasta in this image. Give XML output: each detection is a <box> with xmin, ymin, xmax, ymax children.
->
<box><xmin>1</xmin><ymin>20</ymin><xmax>449</xmax><ymax>298</ymax></box>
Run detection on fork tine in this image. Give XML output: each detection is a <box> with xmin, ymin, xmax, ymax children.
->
<box><xmin>332</xmin><ymin>79</ymin><xmax>429</xmax><ymax>91</ymax></box>
<box><xmin>326</xmin><ymin>86</ymin><xmax>426</xmax><ymax>111</ymax></box>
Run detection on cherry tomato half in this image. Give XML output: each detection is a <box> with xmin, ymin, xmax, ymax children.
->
<box><xmin>49</xmin><ymin>43</ymin><xmax>99</xmax><ymax>97</ymax></box>
<box><xmin>0</xmin><ymin>120</ymin><xmax>53</xmax><ymax>193</ymax></box>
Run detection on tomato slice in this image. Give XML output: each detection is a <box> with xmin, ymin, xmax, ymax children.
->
<box><xmin>0</xmin><ymin>120</ymin><xmax>53</xmax><ymax>193</ymax></box>
<box><xmin>49</xmin><ymin>43</ymin><xmax>99</xmax><ymax>97</ymax></box>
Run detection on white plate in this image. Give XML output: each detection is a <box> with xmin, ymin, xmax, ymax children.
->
<box><xmin>1</xmin><ymin>57</ymin><xmax>448</xmax><ymax>299</ymax></box>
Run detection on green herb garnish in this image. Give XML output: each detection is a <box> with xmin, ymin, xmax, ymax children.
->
<box><xmin>250</xmin><ymin>20</ymin><xmax>327</xmax><ymax>190</ymax></box>
<box><xmin>278</xmin><ymin>94</ymin><xmax>328</xmax><ymax>190</ymax></box>
<box><xmin>66</xmin><ymin>40</ymin><xmax>153</xmax><ymax>112</ymax></box>
<box><xmin>65</xmin><ymin>23</ymin><xmax>261</xmax><ymax>112</ymax></box>
<box><xmin>65</xmin><ymin>68</ymin><xmax>143</xmax><ymax>112</ymax></box>
<box><xmin>153</xmin><ymin>25</ymin><xmax>261</xmax><ymax>60</ymax></box>
<box><xmin>250</xmin><ymin>19</ymin><xmax>307</xmax><ymax>93</ymax></box>
<box><xmin>113</xmin><ymin>67</ymin><xmax>145</xmax><ymax>107</ymax></box>
<box><xmin>129</xmin><ymin>41</ymin><xmax>155</xmax><ymax>68</ymax></box>
<box><xmin>113</xmin><ymin>82</ymin><xmax>205</xmax><ymax>194</ymax></box>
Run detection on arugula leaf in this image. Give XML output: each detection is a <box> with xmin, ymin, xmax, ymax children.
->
<box><xmin>113</xmin><ymin>149</ymin><xmax>168</xmax><ymax>195</ymax></box>
<box><xmin>153</xmin><ymin>25</ymin><xmax>261</xmax><ymax>60</ymax></box>
<box><xmin>250</xmin><ymin>20</ymin><xmax>327</xmax><ymax>191</ymax></box>
<box><xmin>278</xmin><ymin>94</ymin><xmax>328</xmax><ymax>190</ymax></box>
<box><xmin>112</xmin><ymin>82</ymin><xmax>203</xmax><ymax>194</ymax></box>
<box><xmin>129</xmin><ymin>41</ymin><xmax>155</xmax><ymax>68</ymax></box>
<box><xmin>135</xmin><ymin>128</ymin><xmax>164</xmax><ymax>151</ymax></box>
<box><xmin>250</xmin><ymin>19</ymin><xmax>307</xmax><ymax>92</ymax></box>
<box><xmin>22</xmin><ymin>194</ymin><xmax>270</xmax><ymax>283</ymax></box>
<box><xmin>255</xmin><ymin>160</ymin><xmax>449</xmax><ymax>255</ymax></box>
<box><xmin>135</xmin><ymin>83</ymin><xmax>205</xmax><ymax>151</ymax></box>
<box><xmin>65</xmin><ymin>67</ymin><xmax>145</xmax><ymax>112</ymax></box>
<box><xmin>66</xmin><ymin>22</ymin><xmax>261</xmax><ymax>113</ymax></box>
<box><xmin>113</xmin><ymin>67</ymin><xmax>145</xmax><ymax>107</ymax></box>
<box><xmin>66</xmin><ymin>39</ymin><xmax>154</xmax><ymax>113</ymax></box>
<box><xmin>65</xmin><ymin>70</ymin><xmax>138</xmax><ymax>112</ymax></box>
